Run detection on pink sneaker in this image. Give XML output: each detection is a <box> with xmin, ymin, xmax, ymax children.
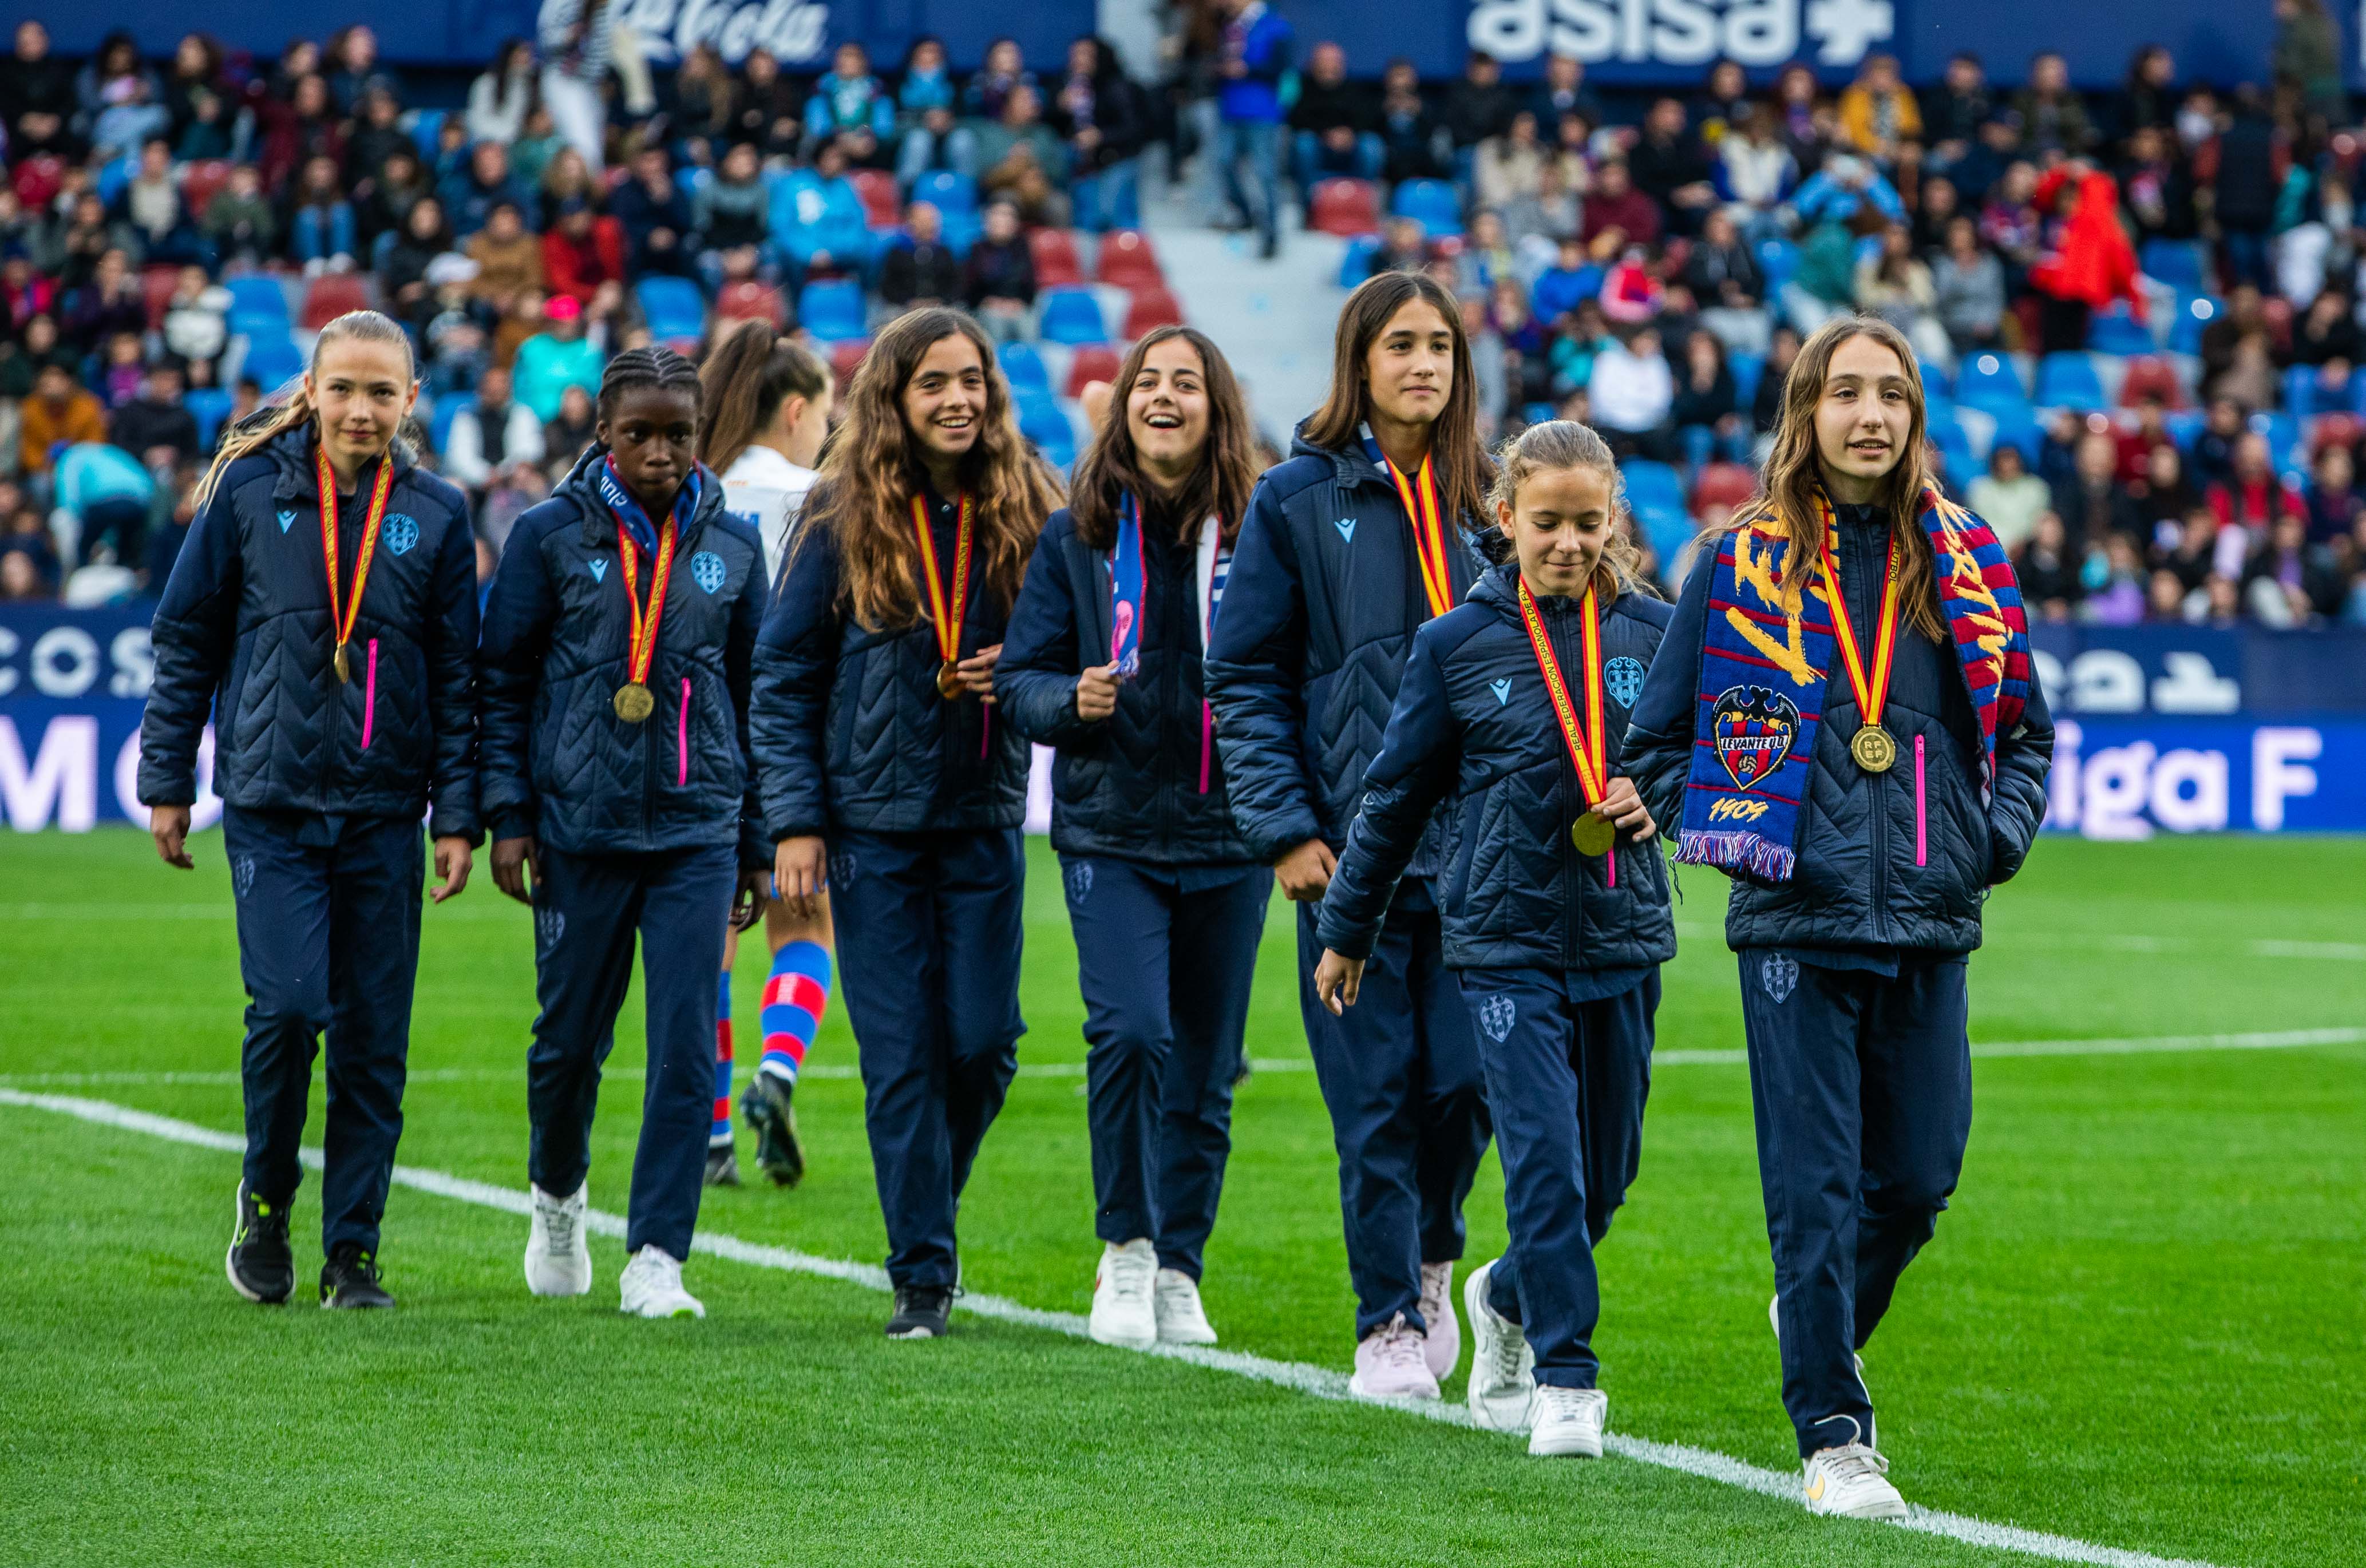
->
<box><xmin>1350</xmin><ymin>1313</ymin><xmax>1442</xmax><ymax>1399</ymax></box>
<box><xmin>1419</xmin><ymin>1261</ymin><xmax>1461</xmax><ymax>1381</ymax></box>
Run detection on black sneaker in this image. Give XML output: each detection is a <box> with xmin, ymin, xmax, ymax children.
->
<box><xmin>739</xmin><ymin>1074</ymin><xmax>805</xmax><ymax>1188</ymax></box>
<box><xmin>226</xmin><ymin>1181</ymin><xmax>294</xmax><ymax>1304</ymax></box>
<box><xmin>703</xmin><ymin>1142</ymin><xmax>741</xmax><ymax>1187</ymax></box>
<box><xmin>885</xmin><ymin>1285</ymin><xmax>953</xmax><ymax>1339</ymax></box>
<box><xmin>320</xmin><ymin>1244</ymin><xmax>395</xmax><ymax>1309</ymax></box>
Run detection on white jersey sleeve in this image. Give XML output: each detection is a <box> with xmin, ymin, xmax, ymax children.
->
<box><xmin>719</xmin><ymin>448</ymin><xmax>821</xmax><ymax>588</ymax></box>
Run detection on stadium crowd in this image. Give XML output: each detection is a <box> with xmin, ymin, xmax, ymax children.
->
<box><xmin>3</xmin><ymin>4</ymin><xmax>2366</xmax><ymax>631</ymax></box>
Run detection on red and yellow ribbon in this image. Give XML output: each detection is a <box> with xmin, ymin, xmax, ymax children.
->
<box><xmin>1811</xmin><ymin>492</ymin><xmax>1902</xmax><ymax>738</ymax></box>
<box><xmin>614</xmin><ymin>512</ymin><xmax>678</xmax><ymax>690</ymax></box>
<box><xmin>911</xmin><ymin>493</ymin><xmax>974</xmax><ymax>664</ymax></box>
<box><xmin>314</xmin><ymin>444</ymin><xmax>394</xmax><ymax>682</ymax></box>
<box><xmin>1384</xmin><ymin>454</ymin><xmax>1457</xmax><ymax>620</ymax></box>
<box><xmin>1516</xmin><ymin>577</ymin><xmax>1608</xmax><ymax>810</ymax></box>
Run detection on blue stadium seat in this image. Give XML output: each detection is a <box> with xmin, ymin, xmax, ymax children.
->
<box><xmin>1036</xmin><ymin>287</ymin><xmax>1108</xmax><ymax>346</ymax></box>
<box><xmin>96</xmin><ymin>155</ymin><xmax>136</xmax><ymax>207</ymax></box>
<box><xmin>996</xmin><ymin>340</ymin><xmax>1052</xmax><ymax>395</ymax></box>
<box><xmin>911</xmin><ymin>170</ymin><xmax>976</xmax><ymax>216</ymax></box>
<box><xmin>2086</xmin><ymin>306</ymin><xmax>2154</xmax><ymax>357</ymax></box>
<box><xmin>2163</xmin><ymin>409</ymin><xmax>2205</xmax><ymax>450</ymax></box>
<box><xmin>1680</xmin><ymin>425</ymin><xmax>1716</xmax><ymax>472</ymax></box>
<box><xmin>2286</xmin><ymin>363</ymin><xmax>2356</xmax><ymax>417</ymax></box>
<box><xmin>1955</xmin><ymin>350</ymin><xmax>2026</xmax><ymax>411</ymax></box>
<box><xmin>185</xmin><ymin>388</ymin><xmax>232</xmax><ymax>452</ymax></box>
<box><xmin>797</xmin><ymin>279</ymin><xmax>867</xmax><ymax>342</ymax></box>
<box><xmin>1920</xmin><ymin>359</ymin><xmax>1952</xmax><ymax>399</ymax></box>
<box><xmin>1018</xmin><ymin>397</ymin><xmax>1075</xmax><ymax>464</ymax></box>
<box><xmin>242</xmin><ymin>335</ymin><xmax>304</xmax><ymax>389</ymax></box>
<box><xmin>1390</xmin><ymin>179</ymin><xmax>1461</xmax><ymax>236</ymax></box>
<box><xmin>635</xmin><ymin>276</ymin><xmax>706</xmax><ymax>347</ymax></box>
<box><xmin>1623</xmin><ymin>459</ymin><xmax>1695</xmax><ymax>569</ymax></box>
<box><xmin>2140</xmin><ymin>239</ymin><xmax>2206</xmax><ymax>291</ymax></box>
<box><xmin>432</xmin><ymin>393</ymin><xmax>476</xmax><ymax>455</ymax></box>
<box><xmin>226</xmin><ymin>276</ymin><xmax>291</xmax><ymax>337</ymax></box>
<box><xmin>2168</xmin><ymin>294</ymin><xmax>2221</xmax><ymax>357</ymax></box>
<box><xmin>410</xmin><ymin>108</ymin><xmax>447</xmax><ymax>161</ymax></box>
<box><xmin>1755</xmin><ymin>237</ymin><xmax>1798</xmax><ymax>291</ymax></box>
<box><xmin>1986</xmin><ymin>403</ymin><xmax>2042</xmax><ymax>464</ymax></box>
<box><xmin>2034</xmin><ymin>353</ymin><xmax>2105</xmax><ymax>411</ymax></box>
<box><xmin>1925</xmin><ymin>406</ymin><xmax>1974</xmax><ymax>482</ymax></box>
<box><xmin>1339</xmin><ymin>236</ymin><xmax>1381</xmax><ymax>288</ymax></box>
<box><xmin>2249</xmin><ymin>410</ymin><xmax>2302</xmax><ymax>473</ymax></box>
<box><xmin>1729</xmin><ymin>350</ymin><xmax>1764</xmax><ymax>407</ymax></box>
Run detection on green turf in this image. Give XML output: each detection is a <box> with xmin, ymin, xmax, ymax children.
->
<box><xmin>1</xmin><ymin>829</ymin><xmax>2360</xmax><ymax>1566</ymax></box>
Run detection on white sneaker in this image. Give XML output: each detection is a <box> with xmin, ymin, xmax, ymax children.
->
<box><xmin>1153</xmin><ymin>1268</ymin><xmax>1218</xmax><ymax>1345</ymax></box>
<box><xmin>1349</xmin><ymin>1313</ymin><xmax>1442</xmax><ymax>1399</ymax></box>
<box><xmin>1804</xmin><ymin>1441</ymin><xmax>1909</xmax><ymax>1520</ymax></box>
<box><xmin>1526</xmin><ymin>1385</ymin><xmax>1609</xmax><ymax>1458</ymax></box>
<box><xmin>1088</xmin><ymin>1238</ymin><xmax>1158</xmax><ymax>1349</ymax></box>
<box><xmin>1418</xmin><ymin>1260</ymin><xmax>1461</xmax><ymax>1380</ymax></box>
<box><xmin>1462</xmin><ymin>1259</ymin><xmax>1536</xmax><ymax>1432</ymax></box>
<box><xmin>618</xmin><ymin>1245</ymin><xmax>704</xmax><ymax>1318</ymax></box>
<box><xmin>523</xmin><ymin>1182</ymin><xmax>591</xmax><ymax>1297</ymax></box>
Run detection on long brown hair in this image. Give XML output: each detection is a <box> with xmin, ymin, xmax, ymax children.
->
<box><xmin>193</xmin><ymin>310</ymin><xmax>416</xmax><ymax>509</ymax></box>
<box><xmin>1069</xmin><ymin>326</ymin><xmax>1260</xmax><ymax>550</ymax></box>
<box><xmin>698</xmin><ymin>319</ymin><xmax>830</xmax><ymax>476</ymax></box>
<box><xmin>1301</xmin><ymin>271</ymin><xmax>1491</xmax><ymax>530</ymax></box>
<box><xmin>1735</xmin><ymin>313</ymin><xmax>1945</xmax><ymax>640</ymax></box>
<box><xmin>808</xmin><ymin>307</ymin><xmax>1062</xmax><ymax>631</ymax></box>
<box><xmin>1485</xmin><ymin>420</ymin><xmax>1648</xmax><ymax>606</ymax></box>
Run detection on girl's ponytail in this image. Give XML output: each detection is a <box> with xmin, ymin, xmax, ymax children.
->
<box><xmin>194</xmin><ymin>310</ymin><xmax>420</xmax><ymax>511</ymax></box>
<box><xmin>699</xmin><ymin>319</ymin><xmax>830</xmax><ymax>477</ymax></box>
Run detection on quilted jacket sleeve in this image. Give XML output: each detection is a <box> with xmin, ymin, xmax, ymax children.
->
<box><xmin>995</xmin><ymin>517</ymin><xmax>1097</xmax><ymax>749</ymax></box>
<box><xmin>1204</xmin><ymin>477</ymin><xmax>1323</xmax><ymax>861</ymax></box>
<box><xmin>726</xmin><ymin>525</ymin><xmax>771</xmax><ymax>868</ymax></box>
<box><xmin>1623</xmin><ymin>548</ymin><xmax>1714</xmax><ymax>838</ymax></box>
<box><xmin>1985</xmin><ymin>652</ymin><xmax>2054</xmax><ymax>884</ymax></box>
<box><xmin>1315</xmin><ymin>627</ymin><xmax>1462</xmax><ymax>961</ymax></box>
<box><xmin>751</xmin><ymin>522</ymin><xmax>842</xmax><ymax>842</ymax></box>
<box><xmin>476</xmin><ymin>514</ymin><xmax>556</xmax><ymax>842</ymax></box>
<box><xmin>138</xmin><ymin>471</ymin><xmax>245</xmax><ymax>807</ymax></box>
<box><xmin>423</xmin><ymin>494</ymin><xmax>482</xmax><ymax>843</ymax></box>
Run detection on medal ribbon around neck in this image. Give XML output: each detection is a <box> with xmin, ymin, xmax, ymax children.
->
<box><xmin>1383</xmin><ymin>453</ymin><xmax>1457</xmax><ymax>620</ymax></box>
<box><xmin>911</xmin><ymin>492</ymin><xmax>974</xmax><ymax>667</ymax></box>
<box><xmin>314</xmin><ymin>444</ymin><xmax>394</xmax><ymax>683</ymax></box>
<box><xmin>1516</xmin><ymin>577</ymin><xmax>1609</xmax><ymax>812</ymax></box>
<box><xmin>1812</xmin><ymin>491</ymin><xmax>1902</xmax><ymax>749</ymax></box>
<box><xmin>613</xmin><ymin>509</ymin><xmax>678</xmax><ymax>701</ymax></box>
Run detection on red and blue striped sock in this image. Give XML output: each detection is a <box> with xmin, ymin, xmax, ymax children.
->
<box><xmin>710</xmin><ymin>969</ymin><xmax>734</xmax><ymax>1146</ymax></box>
<box><xmin>759</xmin><ymin>941</ymin><xmax>830</xmax><ymax>1085</ymax></box>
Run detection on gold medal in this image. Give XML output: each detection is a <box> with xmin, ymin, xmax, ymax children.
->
<box><xmin>334</xmin><ymin>643</ymin><xmax>350</xmax><ymax>684</ymax></box>
<box><xmin>1850</xmin><ymin>722</ymin><xmax>1897</xmax><ymax>773</ymax></box>
<box><xmin>1571</xmin><ymin>812</ymin><xmax>1616</xmax><ymax>856</ymax></box>
<box><xmin>614</xmin><ymin>682</ymin><xmax>656</xmax><ymax>723</ymax></box>
<box><xmin>912</xmin><ymin>493</ymin><xmax>975</xmax><ymax>701</ymax></box>
<box><xmin>936</xmin><ymin>660</ymin><xmax>965</xmax><ymax>699</ymax></box>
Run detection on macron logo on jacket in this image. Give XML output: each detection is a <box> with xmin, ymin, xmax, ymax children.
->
<box><xmin>1332</xmin><ymin>516</ymin><xmax>1357</xmax><ymax>542</ymax></box>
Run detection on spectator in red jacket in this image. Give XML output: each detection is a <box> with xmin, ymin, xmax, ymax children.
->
<box><xmin>2028</xmin><ymin>163</ymin><xmax>2143</xmax><ymax>353</ymax></box>
<box><xmin>541</xmin><ymin>197</ymin><xmax>627</xmax><ymax>327</ymax></box>
<box><xmin>1577</xmin><ymin>159</ymin><xmax>1661</xmax><ymax>258</ymax></box>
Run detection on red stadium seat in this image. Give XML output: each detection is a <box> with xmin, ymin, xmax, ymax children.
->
<box><xmin>1094</xmin><ymin>229</ymin><xmax>1163</xmax><ymax>288</ymax></box>
<box><xmin>1028</xmin><ymin>228</ymin><xmax>1085</xmax><ymax>288</ymax></box>
<box><xmin>715</xmin><ymin>280</ymin><xmax>786</xmax><ymax>329</ymax></box>
<box><xmin>178</xmin><ymin>160</ymin><xmax>234</xmax><ymax>217</ymax></box>
<box><xmin>850</xmin><ymin>168</ymin><xmax>901</xmax><ymax>229</ymax></box>
<box><xmin>828</xmin><ymin>338</ymin><xmax>872</xmax><ymax>382</ymax></box>
<box><xmin>141</xmin><ymin>266</ymin><xmax>180</xmax><ymax>330</ymax></box>
<box><xmin>1690</xmin><ymin>462</ymin><xmax>1758</xmax><ymax>516</ymax></box>
<box><xmin>1309</xmin><ymin>179</ymin><xmax>1381</xmax><ymax>237</ymax></box>
<box><xmin>300</xmin><ymin>274</ymin><xmax>373</xmax><ymax>331</ymax></box>
<box><xmin>1121</xmin><ymin>285</ymin><xmax>1182</xmax><ymax>339</ymax></box>
<box><xmin>2309</xmin><ymin>412</ymin><xmax>2362</xmax><ymax>453</ymax></box>
<box><xmin>2116</xmin><ymin>355</ymin><xmax>2187</xmax><ymax>409</ymax></box>
<box><xmin>1065</xmin><ymin>343</ymin><xmax>1122</xmax><ymax>398</ymax></box>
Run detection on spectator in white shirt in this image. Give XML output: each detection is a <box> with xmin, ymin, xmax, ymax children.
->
<box><xmin>442</xmin><ymin>365</ymin><xmax>548</xmax><ymax>495</ymax></box>
<box><xmin>1588</xmin><ymin>324</ymin><xmax>1677</xmax><ymax>461</ymax></box>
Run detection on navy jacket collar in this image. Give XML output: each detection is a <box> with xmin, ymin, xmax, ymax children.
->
<box><xmin>558</xmin><ymin>444</ymin><xmax>726</xmax><ymax>551</ymax></box>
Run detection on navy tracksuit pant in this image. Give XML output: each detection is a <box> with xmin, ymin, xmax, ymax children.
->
<box><xmin>1738</xmin><ymin>948</ymin><xmax>1973</xmax><ymax>1457</ymax></box>
<box><xmin>830</xmin><ymin>827</ymin><xmax>1027</xmax><ymax>1289</ymax></box>
<box><xmin>1461</xmin><ymin>967</ymin><xmax>1658</xmax><ymax>1391</ymax></box>
<box><xmin>1062</xmin><ymin>855</ymin><xmax>1272</xmax><ymax>1280</ymax></box>
<box><xmin>1297</xmin><ymin>880</ymin><xmax>1491</xmax><ymax>1338</ymax></box>
<box><xmin>222</xmin><ymin>805</ymin><xmax>423</xmax><ymax>1258</ymax></box>
<box><xmin>526</xmin><ymin>842</ymin><xmax>735</xmax><ymax>1262</ymax></box>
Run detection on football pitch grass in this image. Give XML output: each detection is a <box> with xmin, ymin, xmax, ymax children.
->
<box><xmin>1</xmin><ymin>829</ymin><xmax>2360</xmax><ymax>1567</ymax></box>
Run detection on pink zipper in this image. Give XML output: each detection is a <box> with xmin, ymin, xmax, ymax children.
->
<box><xmin>677</xmin><ymin>677</ymin><xmax>691</xmax><ymax>787</ymax></box>
<box><xmin>359</xmin><ymin>639</ymin><xmax>379</xmax><ymax>750</ymax></box>
<box><xmin>1913</xmin><ymin>733</ymin><xmax>1927</xmax><ymax>868</ymax></box>
<box><xmin>980</xmin><ymin>703</ymin><xmax>993</xmax><ymax>760</ymax></box>
<box><xmin>1606</xmin><ymin>841</ymin><xmax>1616</xmax><ymax>887</ymax></box>
<box><xmin>1198</xmin><ymin>702</ymin><xmax>1213</xmax><ymax>794</ymax></box>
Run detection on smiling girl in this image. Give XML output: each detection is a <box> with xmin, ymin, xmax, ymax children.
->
<box><xmin>995</xmin><ymin>327</ymin><xmax>1267</xmax><ymax>1350</ymax></box>
<box><xmin>140</xmin><ymin>310</ymin><xmax>480</xmax><ymax>1311</ymax></box>
<box><xmin>752</xmin><ymin>307</ymin><xmax>1061</xmax><ymax>1339</ymax></box>
<box><xmin>1204</xmin><ymin>271</ymin><xmax>1495</xmax><ymax>1397</ymax></box>
<box><xmin>1312</xmin><ymin>422</ymin><xmax>1675</xmax><ymax>1456</ymax></box>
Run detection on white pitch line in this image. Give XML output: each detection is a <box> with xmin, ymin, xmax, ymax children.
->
<box><xmin>0</xmin><ymin>1088</ymin><xmax>2237</xmax><ymax>1568</ymax></box>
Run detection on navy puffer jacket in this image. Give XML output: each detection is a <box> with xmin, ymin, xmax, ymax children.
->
<box><xmin>995</xmin><ymin>505</ymin><xmax>1255</xmax><ymax>865</ymax></box>
<box><xmin>1623</xmin><ymin>505</ymin><xmax>2055</xmax><ymax>953</ymax></box>
<box><xmin>1319</xmin><ymin>564</ymin><xmax>1677</xmax><ymax>971</ymax></box>
<box><xmin>751</xmin><ymin>481</ymin><xmax>1031</xmax><ymax>840</ymax></box>
<box><xmin>477</xmin><ymin>449</ymin><xmax>770</xmax><ymax>865</ymax></box>
<box><xmin>140</xmin><ymin>425</ymin><xmax>479</xmax><ymax>840</ymax></box>
<box><xmin>1204</xmin><ymin>428</ymin><xmax>1493</xmax><ymax>874</ymax></box>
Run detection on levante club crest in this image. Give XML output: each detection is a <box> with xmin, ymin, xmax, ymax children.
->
<box><xmin>1712</xmin><ymin>685</ymin><xmax>1800</xmax><ymax>790</ymax></box>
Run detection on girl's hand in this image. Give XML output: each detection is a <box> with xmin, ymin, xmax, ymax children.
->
<box><xmin>430</xmin><ymin>836</ymin><xmax>472</xmax><ymax>902</ymax></box>
<box><xmin>151</xmin><ymin>804</ymin><xmax>194</xmax><ymax>870</ymax></box>
<box><xmin>1593</xmin><ymin>775</ymin><xmax>1656</xmax><ymax>841</ymax></box>
<box><xmin>774</xmin><ymin>835</ymin><xmax>828</xmax><ymax>917</ymax></box>
<box><xmin>491</xmin><ymin>836</ymin><xmax>541</xmax><ymax>905</ymax></box>
<box><xmin>1313</xmin><ymin>949</ymin><xmax>1365</xmax><ymax>1016</ymax></box>
<box><xmin>958</xmin><ymin>642</ymin><xmax>1001</xmax><ymax>702</ymax></box>
<box><xmin>731</xmin><ymin>868</ymin><xmax>769</xmax><ymax>932</ymax></box>
<box><xmin>1075</xmin><ymin>661</ymin><xmax>1121</xmax><ymax>720</ymax></box>
<box><xmin>1274</xmin><ymin>838</ymin><xmax>1337</xmax><ymax>901</ymax></box>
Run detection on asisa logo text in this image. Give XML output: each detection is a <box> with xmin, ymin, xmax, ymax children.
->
<box><xmin>1466</xmin><ymin>0</ymin><xmax>1894</xmax><ymax>70</ymax></box>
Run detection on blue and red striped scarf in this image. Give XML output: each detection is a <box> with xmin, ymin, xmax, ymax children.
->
<box><xmin>1673</xmin><ymin>488</ymin><xmax>2032</xmax><ymax>881</ymax></box>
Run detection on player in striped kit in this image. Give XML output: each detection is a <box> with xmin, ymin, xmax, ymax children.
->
<box><xmin>698</xmin><ymin>322</ymin><xmax>838</xmax><ymax>1186</ymax></box>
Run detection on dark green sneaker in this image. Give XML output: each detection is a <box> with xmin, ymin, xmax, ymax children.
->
<box><xmin>227</xmin><ymin>1181</ymin><xmax>294</xmax><ymax>1304</ymax></box>
<box><xmin>739</xmin><ymin>1073</ymin><xmax>805</xmax><ymax>1187</ymax></box>
<box><xmin>320</xmin><ymin>1244</ymin><xmax>395</xmax><ymax>1309</ymax></box>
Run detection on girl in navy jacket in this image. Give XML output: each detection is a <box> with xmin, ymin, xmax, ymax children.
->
<box><xmin>1315</xmin><ymin>422</ymin><xmax>1673</xmax><ymax>1458</ymax></box>
<box><xmin>751</xmin><ymin>307</ymin><xmax>1063</xmax><ymax>1339</ymax></box>
<box><xmin>1204</xmin><ymin>271</ymin><xmax>1495</xmax><ymax>1398</ymax></box>
<box><xmin>140</xmin><ymin>308</ymin><xmax>478</xmax><ymax>1311</ymax></box>
<box><xmin>995</xmin><ymin>326</ymin><xmax>1268</xmax><ymax>1351</ymax></box>
<box><xmin>478</xmin><ymin>347</ymin><xmax>771</xmax><ymax>1321</ymax></box>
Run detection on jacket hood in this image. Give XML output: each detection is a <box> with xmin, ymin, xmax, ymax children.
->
<box><xmin>1288</xmin><ymin>419</ymin><xmax>1390</xmax><ymax>486</ymax></box>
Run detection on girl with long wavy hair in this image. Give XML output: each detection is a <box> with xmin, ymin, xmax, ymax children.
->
<box><xmin>1204</xmin><ymin>269</ymin><xmax>1497</xmax><ymax>1399</ymax></box>
<box><xmin>751</xmin><ymin>306</ymin><xmax>1060</xmax><ymax>1339</ymax></box>
<box><xmin>994</xmin><ymin>326</ymin><xmax>1264</xmax><ymax>1350</ymax></box>
<box><xmin>1625</xmin><ymin>315</ymin><xmax>2054</xmax><ymax>1519</ymax></box>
